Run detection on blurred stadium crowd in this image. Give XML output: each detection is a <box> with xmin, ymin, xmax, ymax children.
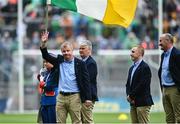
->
<box><xmin>0</xmin><ymin>0</ymin><xmax>180</xmax><ymax>112</ymax></box>
<box><xmin>0</xmin><ymin>0</ymin><xmax>160</xmax><ymax>51</ymax></box>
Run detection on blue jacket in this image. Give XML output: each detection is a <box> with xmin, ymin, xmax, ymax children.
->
<box><xmin>40</xmin><ymin>67</ymin><xmax>59</xmax><ymax>105</ymax></box>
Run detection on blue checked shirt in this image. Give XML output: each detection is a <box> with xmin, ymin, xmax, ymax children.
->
<box><xmin>161</xmin><ymin>47</ymin><xmax>175</xmax><ymax>86</ymax></box>
<box><xmin>58</xmin><ymin>58</ymin><xmax>80</xmax><ymax>93</ymax></box>
<box><xmin>130</xmin><ymin>59</ymin><xmax>142</xmax><ymax>85</ymax></box>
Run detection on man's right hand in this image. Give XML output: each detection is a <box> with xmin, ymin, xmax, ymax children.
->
<box><xmin>127</xmin><ymin>95</ymin><xmax>135</xmax><ymax>104</ymax></box>
<box><xmin>41</xmin><ymin>31</ymin><xmax>49</xmax><ymax>42</ymax></box>
<box><xmin>40</xmin><ymin>31</ymin><xmax>49</xmax><ymax>48</ymax></box>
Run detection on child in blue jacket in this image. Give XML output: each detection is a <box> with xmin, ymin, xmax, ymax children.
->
<box><xmin>37</xmin><ymin>59</ymin><xmax>59</xmax><ymax>123</ymax></box>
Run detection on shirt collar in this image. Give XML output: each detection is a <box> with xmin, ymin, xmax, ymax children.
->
<box><xmin>64</xmin><ymin>58</ymin><xmax>74</xmax><ymax>63</ymax></box>
<box><xmin>134</xmin><ymin>59</ymin><xmax>142</xmax><ymax>67</ymax></box>
<box><xmin>82</xmin><ymin>56</ymin><xmax>89</xmax><ymax>62</ymax></box>
<box><xmin>164</xmin><ymin>46</ymin><xmax>173</xmax><ymax>56</ymax></box>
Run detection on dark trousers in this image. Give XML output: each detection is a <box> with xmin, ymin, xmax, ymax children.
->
<box><xmin>40</xmin><ymin>105</ymin><xmax>56</xmax><ymax>123</ymax></box>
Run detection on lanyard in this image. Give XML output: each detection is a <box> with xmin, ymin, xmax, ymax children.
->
<box><xmin>45</xmin><ymin>71</ymin><xmax>51</xmax><ymax>83</ymax></box>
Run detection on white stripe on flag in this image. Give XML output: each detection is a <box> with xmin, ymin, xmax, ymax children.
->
<box><xmin>47</xmin><ymin>0</ymin><xmax>51</xmax><ymax>4</ymax></box>
<box><xmin>76</xmin><ymin>0</ymin><xmax>107</xmax><ymax>21</ymax></box>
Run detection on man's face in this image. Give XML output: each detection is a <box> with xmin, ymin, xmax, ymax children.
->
<box><xmin>79</xmin><ymin>45</ymin><xmax>90</xmax><ymax>58</ymax></box>
<box><xmin>61</xmin><ymin>46</ymin><xmax>73</xmax><ymax>61</ymax></box>
<box><xmin>130</xmin><ymin>47</ymin><xmax>141</xmax><ymax>62</ymax></box>
<box><xmin>159</xmin><ymin>36</ymin><xmax>169</xmax><ymax>51</ymax></box>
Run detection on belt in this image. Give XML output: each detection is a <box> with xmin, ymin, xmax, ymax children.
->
<box><xmin>59</xmin><ymin>91</ymin><xmax>78</xmax><ymax>96</ymax></box>
<box><xmin>163</xmin><ymin>85</ymin><xmax>176</xmax><ymax>88</ymax></box>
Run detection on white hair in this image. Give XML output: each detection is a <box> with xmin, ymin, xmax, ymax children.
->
<box><xmin>79</xmin><ymin>40</ymin><xmax>92</xmax><ymax>50</ymax></box>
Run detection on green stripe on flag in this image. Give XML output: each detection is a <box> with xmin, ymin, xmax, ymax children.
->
<box><xmin>51</xmin><ymin>0</ymin><xmax>77</xmax><ymax>11</ymax></box>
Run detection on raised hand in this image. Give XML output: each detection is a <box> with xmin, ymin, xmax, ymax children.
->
<box><xmin>40</xmin><ymin>31</ymin><xmax>49</xmax><ymax>48</ymax></box>
<box><xmin>41</xmin><ymin>31</ymin><xmax>49</xmax><ymax>43</ymax></box>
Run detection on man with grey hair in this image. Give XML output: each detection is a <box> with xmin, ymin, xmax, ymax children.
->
<box><xmin>40</xmin><ymin>31</ymin><xmax>92</xmax><ymax>123</ymax></box>
<box><xmin>158</xmin><ymin>33</ymin><xmax>180</xmax><ymax>123</ymax></box>
<box><xmin>79</xmin><ymin>40</ymin><xmax>98</xmax><ymax>123</ymax></box>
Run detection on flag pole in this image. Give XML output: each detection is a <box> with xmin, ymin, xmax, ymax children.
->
<box><xmin>158</xmin><ymin>0</ymin><xmax>163</xmax><ymax>37</ymax></box>
<box><xmin>158</xmin><ymin>0</ymin><xmax>163</xmax><ymax>111</ymax></box>
<box><xmin>45</xmin><ymin>0</ymin><xmax>51</xmax><ymax>32</ymax></box>
<box><xmin>18</xmin><ymin>0</ymin><xmax>24</xmax><ymax>113</ymax></box>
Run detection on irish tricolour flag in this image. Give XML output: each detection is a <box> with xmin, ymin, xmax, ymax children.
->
<box><xmin>47</xmin><ymin>0</ymin><xmax>138</xmax><ymax>28</ymax></box>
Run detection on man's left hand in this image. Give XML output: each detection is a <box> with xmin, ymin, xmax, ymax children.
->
<box><xmin>84</xmin><ymin>100</ymin><xmax>92</xmax><ymax>107</ymax></box>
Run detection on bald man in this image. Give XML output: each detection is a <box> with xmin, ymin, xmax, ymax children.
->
<box><xmin>126</xmin><ymin>45</ymin><xmax>154</xmax><ymax>123</ymax></box>
<box><xmin>158</xmin><ymin>33</ymin><xmax>180</xmax><ymax>123</ymax></box>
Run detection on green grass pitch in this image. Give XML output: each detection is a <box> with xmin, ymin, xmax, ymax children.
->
<box><xmin>0</xmin><ymin>112</ymin><xmax>165</xmax><ymax>123</ymax></box>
